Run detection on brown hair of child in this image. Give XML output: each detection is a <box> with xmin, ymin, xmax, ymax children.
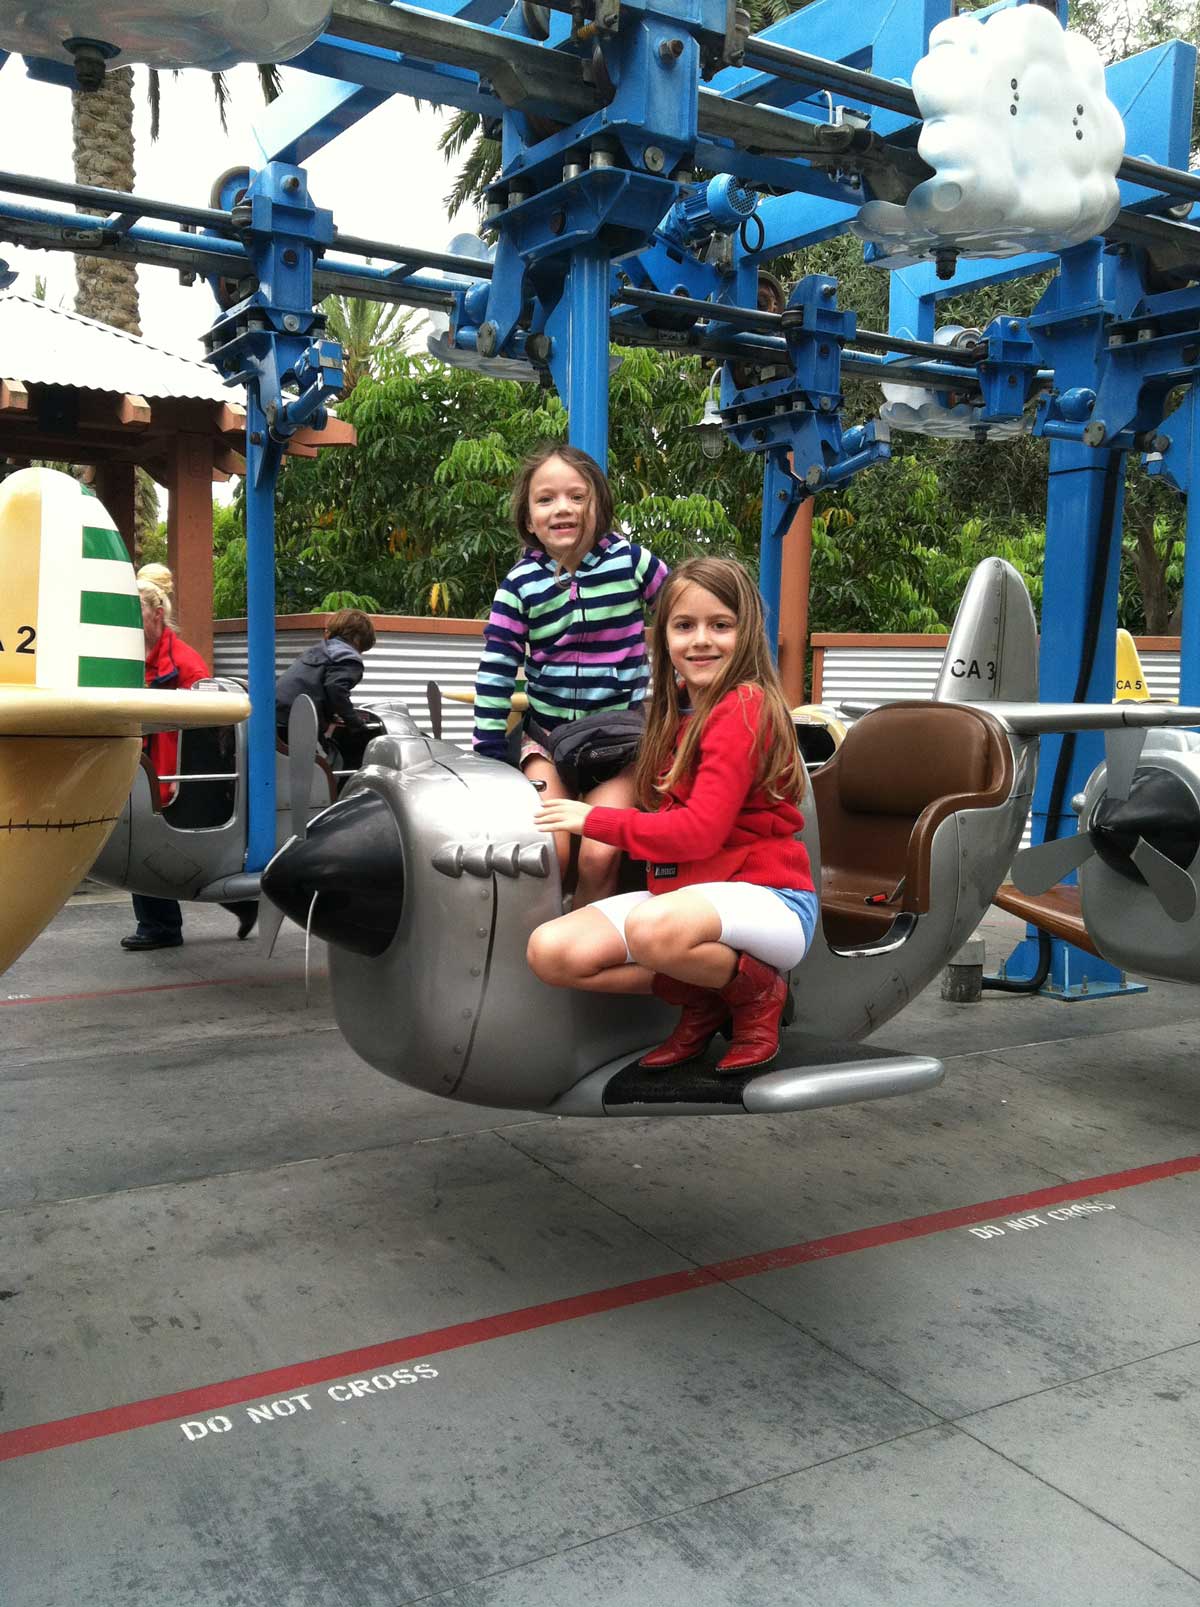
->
<box><xmin>634</xmin><ymin>556</ymin><xmax>804</xmax><ymax>810</ymax></box>
<box><xmin>510</xmin><ymin>443</ymin><xmax>614</xmax><ymax>555</ymax></box>
<box><xmin>324</xmin><ymin>609</ymin><xmax>376</xmax><ymax>653</ymax></box>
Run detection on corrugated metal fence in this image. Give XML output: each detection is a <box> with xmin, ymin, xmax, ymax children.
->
<box><xmin>814</xmin><ymin>636</ymin><xmax>1183</xmax><ymax>705</ymax></box>
<box><xmin>214</xmin><ymin>618</ymin><xmax>1187</xmax><ymax>755</ymax></box>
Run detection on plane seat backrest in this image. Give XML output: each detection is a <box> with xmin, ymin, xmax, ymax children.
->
<box><xmin>836</xmin><ymin>705</ymin><xmax>1000</xmax><ymax>815</ymax></box>
<box><xmin>812</xmin><ymin>704</ymin><xmax>1012</xmax><ymax>933</ymax></box>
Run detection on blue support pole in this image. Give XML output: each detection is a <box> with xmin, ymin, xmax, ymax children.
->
<box><xmin>1176</xmin><ymin>392</ymin><xmax>1200</xmax><ymax>704</ymax></box>
<box><xmin>1003</xmin><ymin>439</ymin><xmax>1142</xmax><ymax>997</ymax></box>
<box><xmin>540</xmin><ymin>246</ymin><xmax>612</xmax><ymax>466</ymax></box>
<box><xmin>559</xmin><ymin>247</ymin><xmax>612</xmax><ymax>469</ymax></box>
<box><xmin>243</xmin><ymin>405</ymin><xmax>280</xmax><ymax>874</ymax></box>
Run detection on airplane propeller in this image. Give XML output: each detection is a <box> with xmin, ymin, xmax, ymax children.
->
<box><xmin>1012</xmin><ymin>727</ymin><xmax>1200</xmax><ymax>924</ymax></box>
<box><xmin>258</xmin><ymin>694</ymin><xmax>322</xmax><ymax>955</ymax></box>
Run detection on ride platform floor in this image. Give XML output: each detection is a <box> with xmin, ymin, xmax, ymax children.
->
<box><xmin>2</xmin><ymin>895</ymin><xmax>1199</xmax><ymax>1607</ymax></box>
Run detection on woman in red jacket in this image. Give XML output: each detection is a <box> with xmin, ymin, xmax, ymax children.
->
<box><xmin>527</xmin><ymin>557</ymin><xmax>818</xmax><ymax>1072</ymax></box>
<box><xmin>120</xmin><ymin>575</ymin><xmax>257</xmax><ymax>950</ymax></box>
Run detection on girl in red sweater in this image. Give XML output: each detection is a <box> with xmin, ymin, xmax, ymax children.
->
<box><xmin>527</xmin><ymin>557</ymin><xmax>817</xmax><ymax>1072</ymax></box>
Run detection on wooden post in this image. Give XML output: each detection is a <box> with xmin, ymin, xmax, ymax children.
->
<box><xmin>777</xmin><ymin>498</ymin><xmax>813</xmax><ymax>707</ymax></box>
<box><xmin>167</xmin><ymin>432</ymin><xmax>215</xmax><ymax>669</ymax></box>
<box><xmin>93</xmin><ymin>462</ymin><xmax>138</xmax><ymax>562</ymax></box>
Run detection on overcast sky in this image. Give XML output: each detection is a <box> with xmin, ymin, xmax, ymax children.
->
<box><xmin>0</xmin><ymin>55</ymin><xmax>475</xmax><ymax>357</ymax></box>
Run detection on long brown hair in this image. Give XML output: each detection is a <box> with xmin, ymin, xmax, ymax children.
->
<box><xmin>510</xmin><ymin>443</ymin><xmax>613</xmax><ymax>555</ymax></box>
<box><xmin>633</xmin><ymin>557</ymin><xmax>804</xmax><ymax>809</ymax></box>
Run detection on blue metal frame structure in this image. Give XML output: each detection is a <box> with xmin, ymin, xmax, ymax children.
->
<box><xmin>1</xmin><ymin>0</ymin><xmax>1199</xmax><ymax>995</ymax></box>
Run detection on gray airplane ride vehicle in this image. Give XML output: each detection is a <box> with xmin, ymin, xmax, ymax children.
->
<box><xmin>89</xmin><ymin>690</ymin><xmax>400</xmax><ymax>909</ymax></box>
<box><xmin>260</xmin><ymin>559</ymin><xmax>1200</xmax><ymax>1120</ymax></box>
<box><xmin>1012</xmin><ymin>722</ymin><xmax>1200</xmax><ymax>983</ymax></box>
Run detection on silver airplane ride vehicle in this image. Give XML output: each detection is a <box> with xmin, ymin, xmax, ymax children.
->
<box><xmin>88</xmin><ymin>689</ymin><xmax>408</xmax><ymax>911</ymax></box>
<box><xmin>260</xmin><ymin>559</ymin><xmax>1200</xmax><ymax>1119</ymax></box>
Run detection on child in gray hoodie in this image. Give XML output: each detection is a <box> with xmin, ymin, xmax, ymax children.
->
<box><xmin>275</xmin><ymin>608</ymin><xmax>377</xmax><ymax>767</ymax></box>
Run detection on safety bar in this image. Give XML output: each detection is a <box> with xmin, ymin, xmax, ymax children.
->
<box><xmin>828</xmin><ymin>911</ymin><xmax>918</xmax><ymax>959</ymax></box>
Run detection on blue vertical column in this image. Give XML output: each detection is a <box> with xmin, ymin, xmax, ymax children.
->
<box><xmin>1004</xmin><ymin>438</ymin><xmax>1133</xmax><ymax>995</ymax></box>
<box><xmin>562</xmin><ymin>246</ymin><xmax>611</xmax><ymax>469</ymax></box>
<box><xmin>1176</xmin><ymin>391</ymin><xmax>1200</xmax><ymax>704</ymax></box>
<box><xmin>243</xmin><ymin>403</ymin><xmax>279</xmax><ymax>874</ymax></box>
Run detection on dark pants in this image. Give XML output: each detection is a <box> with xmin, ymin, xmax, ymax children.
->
<box><xmin>131</xmin><ymin>894</ymin><xmax>183</xmax><ymax>939</ymax></box>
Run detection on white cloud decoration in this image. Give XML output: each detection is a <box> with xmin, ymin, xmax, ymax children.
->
<box><xmin>854</xmin><ymin>5</ymin><xmax>1124</xmax><ymax>265</ymax></box>
<box><xmin>879</xmin><ymin>327</ymin><xmax>1030</xmax><ymax>440</ymax></box>
<box><xmin>0</xmin><ymin>1</ymin><xmax>331</xmax><ymax>72</ymax></box>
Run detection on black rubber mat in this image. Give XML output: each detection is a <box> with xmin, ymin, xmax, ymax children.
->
<box><xmin>603</xmin><ymin>1054</ymin><xmax>754</xmax><ymax>1105</ymax></box>
<box><xmin>602</xmin><ymin>1030</ymin><xmax>919</xmax><ymax>1108</ymax></box>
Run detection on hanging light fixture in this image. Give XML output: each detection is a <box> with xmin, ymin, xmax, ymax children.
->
<box><xmin>0</xmin><ymin>2</ymin><xmax>332</xmax><ymax>85</ymax></box>
<box><xmin>684</xmin><ymin>369</ymin><xmax>727</xmax><ymax>460</ymax></box>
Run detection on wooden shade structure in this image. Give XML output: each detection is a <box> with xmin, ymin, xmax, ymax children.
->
<box><xmin>0</xmin><ymin>295</ymin><xmax>355</xmax><ymax>666</ymax></box>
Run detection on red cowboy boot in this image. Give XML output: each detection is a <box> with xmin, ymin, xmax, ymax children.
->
<box><xmin>639</xmin><ymin>974</ymin><xmax>730</xmax><ymax>1069</ymax></box>
<box><xmin>715</xmin><ymin>953</ymin><xmax>788</xmax><ymax>1074</ymax></box>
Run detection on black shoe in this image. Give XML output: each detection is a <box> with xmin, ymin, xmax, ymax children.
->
<box><xmin>120</xmin><ymin>932</ymin><xmax>183</xmax><ymax>951</ymax></box>
<box><xmin>221</xmin><ymin>900</ymin><xmax>259</xmax><ymax>940</ymax></box>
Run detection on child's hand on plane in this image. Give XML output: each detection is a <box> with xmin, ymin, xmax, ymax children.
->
<box><xmin>534</xmin><ymin>799</ymin><xmax>593</xmax><ymax>836</ymax></box>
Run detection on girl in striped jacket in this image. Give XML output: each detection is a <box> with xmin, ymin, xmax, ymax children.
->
<box><xmin>472</xmin><ymin>444</ymin><xmax>668</xmax><ymax>906</ymax></box>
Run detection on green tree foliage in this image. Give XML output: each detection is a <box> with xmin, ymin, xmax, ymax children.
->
<box><xmin>214</xmin><ymin>348</ymin><xmax>762</xmax><ymax>618</ymax></box>
<box><xmin>810</xmin><ymin>459</ymin><xmax>1044</xmax><ymax>633</ymax></box>
<box><xmin>319</xmin><ymin>294</ymin><xmax>422</xmax><ymax>393</ymax></box>
<box><xmin>214</xmin><ymin>338</ymin><xmax>1041</xmax><ymax>634</ymax></box>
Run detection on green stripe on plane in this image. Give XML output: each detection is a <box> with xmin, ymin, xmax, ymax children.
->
<box><xmin>78</xmin><ymin>655</ymin><xmax>144</xmax><ymax>688</ymax></box>
<box><xmin>82</xmin><ymin>525</ymin><xmax>130</xmax><ymax>562</ymax></box>
<box><xmin>80</xmin><ymin>590</ymin><xmax>141</xmax><ymax>628</ymax></box>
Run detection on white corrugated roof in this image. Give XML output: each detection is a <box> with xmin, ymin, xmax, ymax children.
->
<box><xmin>0</xmin><ymin>293</ymin><xmax>232</xmax><ymax>403</ymax></box>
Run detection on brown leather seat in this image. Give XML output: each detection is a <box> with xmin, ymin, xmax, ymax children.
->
<box><xmin>810</xmin><ymin>702</ymin><xmax>1014</xmax><ymax>948</ymax></box>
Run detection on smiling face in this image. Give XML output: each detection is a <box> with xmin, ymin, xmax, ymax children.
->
<box><xmin>525</xmin><ymin>455</ymin><xmax>596</xmax><ymax>568</ymax></box>
<box><xmin>666</xmin><ymin>581</ymin><xmax>739</xmax><ymax>699</ymax></box>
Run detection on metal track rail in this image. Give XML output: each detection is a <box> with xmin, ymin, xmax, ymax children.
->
<box><xmin>326</xmin><ymin>2</ymin><xmax>1200</xmax><ymax>207</ymax></box>
<box><xmin>618</xmin><ymin>287</ymin><xmax>984</xmax><ymax>361</ymax></box>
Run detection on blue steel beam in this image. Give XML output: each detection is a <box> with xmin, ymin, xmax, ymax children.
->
<box><xmin>710</xmin><ymin>0</ymin><xmax>946</xmax><ymax>138</ymax></box>
<box><xmin>254</xmin><ymin>36</ymin><xmax>491</xmax><ymax>164</ymax></box>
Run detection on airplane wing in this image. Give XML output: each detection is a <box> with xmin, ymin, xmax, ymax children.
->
<box><xmin>984</xmin><ymin>702</ymin><xmax>1200</xmax><ymax>735</ymax></box>
<box><xmin>837</xmin><ymin>700</ymin><xmax>1200</xmax><ymax>733</ymax></box>
<box><xmin>0</xmin><ymin>687</ymin><xmax>250</xmax><ymax>737</ymax></box>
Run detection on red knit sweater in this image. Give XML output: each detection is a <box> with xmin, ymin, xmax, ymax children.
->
<box><xmin>586</xmin><ymin>684</ymin><xmax>814</xmax><ymax>895</ymax></box>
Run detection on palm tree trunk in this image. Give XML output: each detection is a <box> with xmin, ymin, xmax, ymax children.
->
<box><xmin>72</xmin><ymin>67</ymin><xmax>141</xmax><ymax>335</ymax></box>
<box><xmin>71</xmin><ymin>67</ymin><xmax>159</xmax><ymax>558</ymax></box>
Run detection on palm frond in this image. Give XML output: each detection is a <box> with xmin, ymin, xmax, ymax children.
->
<box><xmin>147</xmin><ymin>61</ymin><xmax>277</xmax><ymax>143</ymax></box>
<box><xmin>437</xmin><ymin>109</ymin><xmax>481</xmax><ymax>160</ymax></box>
<box><xmin>257</xmin><ymin>64</ymin><xmax>282</xmax><ymax>103</ymax></box>
<box><xmin>147</xmin><ymin>68</ymin><xmax>161</xmax><ymax>141</ymax></box>
<box><xmin>209</xmin><ymin>72</ymin><xmax>231</xmax><ymax>132</ymax></box>
<box><xmin>445</xmin><ymin>135</ymin><xmax>502</xmax><ymax>216</ymax></box>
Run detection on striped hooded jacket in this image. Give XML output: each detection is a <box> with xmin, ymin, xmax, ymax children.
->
<box><xmin>472</xmin><ymin>533</ymin><xmax>669</xmax><ymax>761</ymax></box>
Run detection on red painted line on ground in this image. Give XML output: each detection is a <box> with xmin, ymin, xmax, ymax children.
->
<box><xmin>3</xmin><ymin>1149</ymin><xmax>1198</xmax><ymax>1464</ymax></box>
<box><xmin>0</xmin><ymin>972</ymin><xmax>325</xmax><ymax>1006</ymax></box>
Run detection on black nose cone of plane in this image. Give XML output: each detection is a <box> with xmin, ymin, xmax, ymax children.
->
<box><xmin>261</xmin><ymin>788</ymin><xmax>403</xmax><ymax>956</ymax></box>
<box><xmin>1092</xmin><ymin>769</ymin><xmax>1200</xmax><ymax>883</ymax></box>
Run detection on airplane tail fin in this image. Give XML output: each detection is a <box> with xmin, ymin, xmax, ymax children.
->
<box><xmin>1114</xmin><ymin>629</ymin><xmax>1150</xmax><ymax>702</ymax></box>
<box><xmin>932</xmin><ymin>557</ymin><xmax>1038</xmax><ymax>705</ymax></box>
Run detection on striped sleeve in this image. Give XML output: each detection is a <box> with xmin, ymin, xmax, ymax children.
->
<box><xmin>472</xmin><ymin>577</ymin><xmax>528</xmax><ymax>760</ymax></box>
<box><xmin>630</xmin><ymin>543</ymin><xmax>669</xmax><ymax>606</ymax></box>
